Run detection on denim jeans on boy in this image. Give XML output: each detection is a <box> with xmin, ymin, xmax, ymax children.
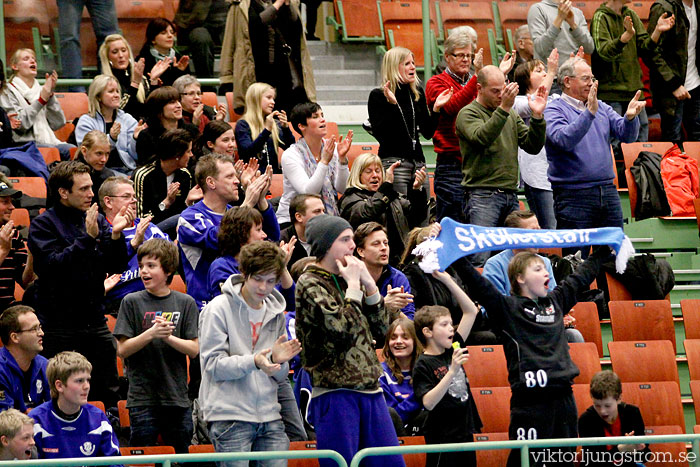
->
<box><xmin>129</xmin><ymin>405</ymin><xmax>194</xmax><ymax>454</ymax></box>
<box><xmin>57</xmin><ymin>0</ymin><xmax>119</xmax><ymax>84</ymax></box>
<box><xmin>209</xmin><ymin>419</ymin><xmax>288</xmax><ymax>467</ymax></box>
<box><xmin>434</xmin><ymin>157</ymin><xmax>466</xmax><ymax>223</ymax></box>
<box><xmin>553</xmin><ymin>184</ymin><xmax>623</xmax><ymax>257</ymax></box>
<box><xmin>523</xmin><ymin>183</ymin><xmax>556</xmax><ymax>230</ymax></box>
<box><xmin>464</xmin><ymin>188</ymin><xmax>519</xmax><ymax>266</ymax></box>
<box><xmin>659</xmin><ymin>85</ymin><xmax>700</xmax><ymax>142</ymax></box>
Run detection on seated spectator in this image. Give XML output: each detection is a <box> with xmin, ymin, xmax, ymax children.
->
<box><xmin>173</xmin><ymin>0</ymin><xmax>227</xmax><ymax>81</ymax></box>
<box><xmin>30</xmin><ymin>351</ymin><xmax>121</xmax><ymax>461</ymax></box>
<box><xmin>0</xmin><ymin>50</ymin><xmax>74</xmax><ymax>160</ymax></box>
<box><xmin>280</xmin><ymin>194</ymin><xmax>325</xmax><ymax>271</ymax></box>
<box><xmin>76</xmin><ymin>131</ymin><xmax>120</xmax><ymax>204</ymax></box>
<box><xmin>380</xmin><ymin>317</ymin><xmax>426</xmax><ymax>437</ymax></box>
<box><xmin>174</xmin><ymin>75</ymin><xmax>226</xmax><ymax>133</ymax></box>
<box><xmin>207</xmin><ymin>206</ymin><xmax>291</xmax><ymax>301</ymax></box>
<box><xmin>98</xmin><ymin>177</ymin><xmax>170</xmax><ymax>315</ymax></box>
<box><xmin>0</xmin><ymin>176</ymin><xmax>31</xmax><ymax>311</ymax></box>
<box><xmin>513</xmin><ymin>51</ymin><xmax>560</xmax><ymax>230</ymax></box>
<box><xmin>178</xmin><ymin>154</ymin><xmax>278</xmax><ymax>310</ymax></box>
<box><xmin>133</xmin><ymin>128</ymin><xmax>201</xmax><ymax>237</ymax></box>
<box><xmin>114</xmin><ymin>239</ymin><xmax>198</xmax><ymax>453</ymax></box>
<box><xmin>76</xmin><ymin>76</ymin><xmax>141</xmax><ymax>174</ymax></box>
<box><xmin>0</xmin><ymin>305</ymin><xmax>50</xmax><ymax>412</ymax></box>
<box><xmin>402</xmin><ymin>226</ymin><xmax>497</xmax><ymax>344</ymax></box>
<box><xmin>276</xmin><ymin>102</ymin><xmax>352</xmax><ymax>226</ymax></box>
<box><xmin>198</xmin><ymin>242</ymin><xmax>302</xmax><ymax>460</ymax></box>
<box><xmin>579</xmin><ymin>370</ymin><xmax>650</xmax><ymax>465</ymax></box>
<box><xmin>135</xmin><ymin>86</ymin><xmax>198</xmax><ymax>164</ymax></box>
<box><xmin>235</xmin><ymin>82</ymin><xmax>296</xmax><ymax>174</ymax></box>
<box><xmin>0</xmin><ymin>409</ymin><xmax>35</xmax><ymax>460</ymax></box>
<box><xmin>339</xmin><ymin>153</ymin><xmax>428</xmax><ymax>265</ymax></box>
<box><xmin>483</xmin><ymin>210</ymin><xmax>584</xmax><ymax>343</ymax></box>
<box><xmin>354</xmin><ymin>222</ymin><xmax>415</xmax><ymax>320</ymax></box>
<box><xmin>136</xmin><ymin>18</ymin><xmax>190</xmax><ymax>87</ymax></box>
<box><xmin>98</xmin><ymin>34</ymin><xmax>162</xmax><ymax>120</ymax></box>
<box><xmin>193</xmin><ymin>120</ymin><xmax>236</xmax><ymax>162</ymax></box>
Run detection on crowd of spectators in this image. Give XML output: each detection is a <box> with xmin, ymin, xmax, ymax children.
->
<box><xmin>0</xmin><ymin>0</ymin><xmax>697</xmax><ymax>464</ymax></box>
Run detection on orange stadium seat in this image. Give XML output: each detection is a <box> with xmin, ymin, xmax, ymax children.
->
<box><xmin>569</xmin><ymin>342</ymin><xmax>602</xmax><ymax>384</ymax></box>
<box><xmin>463</xmin><ymin>345</ymin><xmax>509</xmax><ymax>387</ymax></box>
<box><xmin>497</xmin><ymin>1</ymin><xmax>537</xmax><ymax>50</ymax></box>
<box><xmin>474</xmin><ymin>432</ymin><xmax>510</xmax><ymax>467</ymax></box>
<box><xmin>201</xmin><ymin>92</ymin><xmax>218</xmax><ymax>109</ymax></box>
<box><xmin>689</xmin><ymin>380</ymin><xmax>700</xmax><ymax>421</ymax></box>
<box><xmin>626</xmin><ymin>1</ymin><xmax>654</xmax><ymax>27</ymax></box>
<box><xmin>397</xmin><ymin>436</ymin><xmax>426</xmax><ymax>467</ymax></box>
<box><xmin>89</xmin><ymin>400</ymin><xmax>106</xmax><ymax>413</ymax></box>
<box><xmin>472</xmin><ymin>386</ymin><xmax>511</xmax><ymax>433</ymax></box>
<box><xmin>346</xmin><ymin>144</ymin><xmax>379</xmax><ymax>168</ymax></box>
<box><xmin>10</xmin><ymin>177</ymin><xmax>47</xmax><ymax>199</ymax></box>
<box><xmin>10</xmin><ymin>208</ymin><xmax>30</xmax><ymax>227</ymax></box>
<box><xmin>120</xmin><ymin>446</ymin><xmax>176</xmax><ymax>467</ymax></box>
<box><xmin>683</xmin><ymin>339</ymin><xmax>700</xmax><ymax>381</ymax></box>
<box><xmin>644</xmin><ymin>425</ymin><xmax>689</xmax><ymax>466</ymax></box>
<box><xmin>269</xmin><ymin>174</ymin><xmax>284</xmax><ymax>199</ymax></box>
<box><xmin>188</xmin><ymin>444</ymin><xmax>214</xmax><ymax>454</ymax></box>
<box><xmin>609</xmin><ymin>300</ymin><xmax>675</xmax><ymax>348</ymax></box>
<box><xmin>333</xmin><ymin>0</ymin><xmax>383</xmax><ymax>40</ymax></box>
<box><xmin>171</xmin><ymin>275</ymin><xmax>187</xmax><ymax>294</ymax></box>
<box><xmin>54</xmin><ymin>92</ymin><xmax>89</xmax><ymax>122</ymax></box>
<box><xmin>604</xmin><ymin>272</ymin><xmax>634</xmax><ymax>301</ymax></box>
<box><xmin>225</xmin><ymin>92</ymin><xmax>242</xmax><ymax>122</ymax></box>
<box><xmin>608</xmin><ymin>340</ymin><xmax>679</xmax><ymax>384</ymax></box>
<box><xmin>117</xmin><ymin>400</ymin><xmax>130</xmax><ymax>427</ymax></box>
<box><xmin>380</xmin><ymin>1</ymin><xmax>437</xmax><ymax>68</ymax></box>
<box><xmin>620</xmin><ymin>142</ymin><xmax>674</xmax><ymax>172</ymax></box>
<box><xmin>568</xmin><ymin>302</ymin><xmax>604</xmax><ymax>356</ymax></box>
<box><xmin>572</xmin><ymin>1</ymin><xmax>598</xmax><ymax>22</ymax></box>
<box><xmin>105</xmin><ymin>314</ymin><xmax>117</xmax><ymax>332</ymax></box>
<box><xmin>572</xmin><ymin>383</ymin><xmax>593</xmax><ymax>416</ymax></box>
<box><xmin>438</xmin><ymin>2</ymin><xmax>496</xmax><ymax>65</ymax></box>
<box><xmin>38</xmin><ymin>147</ymin><xmax>61</xmax><ymax>165</ymax></box>
<box><xmin>622</xmin><ymin>381</ymin><xmax>684</xmax><ymax>430</ymax></box>
<box><xmin>289</xmin><ymin>440</ymin><xmax>320</xmax><ymax>467</ymax></box>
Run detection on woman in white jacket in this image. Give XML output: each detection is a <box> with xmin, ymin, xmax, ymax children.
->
<box><xmin>0</xmin><ymin>49</ymin><xmax>74</xmax><ymax>160</ymax></box>
<box><xmin>76</xmin><ymin>74</ymin><xmax>143</xmax><ymax>174</ymax></box>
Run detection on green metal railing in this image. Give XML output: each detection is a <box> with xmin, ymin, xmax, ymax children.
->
<box><xmin>0</xmin><ymin>450</ymin><xmax>348</xmax><ymax>467</ymax></box>
<box><xmin>46</xmin><ymin>79</ymin><xmax>222</xmax><ymax>88</ymax></box>
<box><xmin>351</xmin><ymin>434</ymin><xmax>700</xmax><ymax>467</ymax></box>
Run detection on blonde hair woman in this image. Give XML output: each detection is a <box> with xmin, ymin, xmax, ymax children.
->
<box><xmin>339</xmin><ymin>152</ymin><xmax>427</xmax><ymax>264</ymax></box>
<box><xmin>75</xmin><ymin>75</ymin><xmax>141</xmax><ymax>173</ymax></box>
<box><xmin>0</xmin><ymin>49</ymin><xmax>74</xmax><ymax>160</ymax></box>
<box><xmin>235</xmin><ymin>82</ymin><xmax>295</xmax><ymax>173</ymax></box>
<box><xmin>367</xmin><ymin>47</ymin><xmax>452</xmax><ymax>196</ymax></box>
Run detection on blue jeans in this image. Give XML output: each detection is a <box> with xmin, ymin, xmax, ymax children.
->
<box><xmin>380</xmin><ymin>157</ymin><xmax>429</xmax><ymax>197</ymax></box>
<box><xmin>128</xmin><ymin>405</ymin><xmax>194</xmax><ymax>454</ymax></box>
<box><xmin>660</xmin><ymin>85</ymin><xmax>700</xmax><ymax>142</ymax></box>
<box><xmin>434</xmin><ymin>157</ymin><xmax>466</xmax><ymax>223</ymax></box>
<box><xmin>553</xmin><ymin>184</ymin><xmax>623</xmax><ymax>257</ymax></box>
<box><xmin>57</xmin><ymin>0</ymin><xmax>119</xmax><ymax>82</ymax></box>
<box><xmin>608</xmin><ymin>101</ymin><xmax>648</xmax><ymax>142</ymax></box>
<box><xmin>277</xmin><ymin>377</ymin><xmax>307</xmax><ymax>442</ymax></box>
<box><xmin>523</xmin><ymin>183</ymin><xmax>556</xmax><ymax>229</ymax></box>
<box><xmin>464</xmin><ymin>188</ymin><xmax>519</xmax><ymax>266</ymax></box>
<box><xmin>209</xmin><ymin>419</ymin><xmax>289</xmax><ymax>467</ymax></box>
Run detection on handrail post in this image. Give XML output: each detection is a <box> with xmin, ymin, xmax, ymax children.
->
<box><xmin>520</xmin><ymin>444</ymin><xmax>529</xmax><ymax>467</ymax></box>
<box><xmin>422</xmin><ymin>0</ymin><xmax>432</xmax><ymax>79</ymax></box>
<box><xmin>693</xmin><ymin>439</ymin><xmax>700</xmax><ymax>467</ymax></box>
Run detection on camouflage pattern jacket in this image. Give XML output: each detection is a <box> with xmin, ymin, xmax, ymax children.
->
<box><xmin>295</xmin><ymin>264</ymin><xmax>398</xmax><ymax>390</ymax></box>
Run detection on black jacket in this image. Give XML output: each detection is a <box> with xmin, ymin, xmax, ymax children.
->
<box><xmin>339</xmin><ymin>182</ymin><xmax>428</xmax><ymax>265</ymax></box>
<box><xmin>280</xmin><ymin>224</ymin><xmax>309</xmax><ymax>271</ymax></box>
<box><xmin>579</xmin><ymin>402</ymin><xmax>651</xmax><ymax>466</ymax></box>
<box><xmin>27</xmin><ymin>202</ymin><xmax>128</xmax><ymax>329</ymax></box>
<box><xmin>133</xmin><ymin>160</ymin><xmax>193</xmax><ymax>224</ymax></box>
<box><xmin>630</xmin><ymin>151</ymin><xmax>671</xmax><ymax>219</ymax></box>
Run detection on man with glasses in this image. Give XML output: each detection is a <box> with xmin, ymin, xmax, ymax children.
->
<box><xmin>544</xmin><ymin>57</ymin><xmax>644</xmax><ymax>255</ymax></box>
<box><xmin>28</xmin><ymin>161</ymin><xmax>134</xmax><ymax>409</ymax></box>
<box><xmin>0</xmin><ymin>176</ymin><xmax>32</xmax><ymax>312</ymax></box>
<box><xmin>98</xmin><ymin>177</ymin><xmax>171</xmax><ymax>316</ymax></box>
<box><xmin>0</xmin><ymin>305</ymin><xmax>50</xmax><ymax>412</ymax></box>
<box><xmin>426</xmin><ymin>28</ymin><xmax>515</xmax><ymax>223</ymax></box>
<box><xmin>508</xmin><ymin>25</ymin><xmax>535</xmax><ymax>82</ymax></box>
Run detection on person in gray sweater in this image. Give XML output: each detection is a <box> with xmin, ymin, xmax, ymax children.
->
<box><xmin>198</xmin><ymin>241</ymin><xmax>301</xmax><ymax>467</ymax></box>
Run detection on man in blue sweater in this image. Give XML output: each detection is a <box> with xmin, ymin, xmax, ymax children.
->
<box><xmin>544</xmin><ymin>57</ymin><xmax>645</xmax><ymax>255</ymax></box>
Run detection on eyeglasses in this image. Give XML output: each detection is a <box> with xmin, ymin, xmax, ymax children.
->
<box><xmin>15</xmin><ymin>324</ymin><xmax>42</xmax><ymax>334</ymax></box>
<box><xmin>108</xmin><ymin>194</ymin><xmax>139</xmax><ymax>201</ymax></box>
<box><xmin>573</xmin><ymin>75</ymin><xmax>596</xmax><ymax>83</ymax></box>
<box><xmin>181</xmin><ymin>91</ymin><xmax>202</xmax><ymax>97</ymax></box>
<box><xmin>449</xmin><ymin>53</ymin><xmax>473</xmax><ymax>61</ymax></box>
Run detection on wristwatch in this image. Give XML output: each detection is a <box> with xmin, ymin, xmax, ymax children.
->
<box><xmin>158</xmin><ymin>202</ymin><xmax>166</xmax><ymax>211</ymax></box>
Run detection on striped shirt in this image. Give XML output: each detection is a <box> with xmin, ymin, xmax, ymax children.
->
<box><xmin>0</xmin><ymin>228</ymin><xmax>27</xmax><ymax>311</ymax></box>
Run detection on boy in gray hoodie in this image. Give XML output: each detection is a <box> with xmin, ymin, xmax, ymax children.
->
<box><xmin>198</xmin><ymin>241</ymin><xmax>302</xmax><ymax>467</ymax></box>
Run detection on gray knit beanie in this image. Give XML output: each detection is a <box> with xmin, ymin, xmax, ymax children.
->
<box><xmin>305</xmin><ymin>215</ymin><xmax>352</xmax><ymax>259</ymax></box>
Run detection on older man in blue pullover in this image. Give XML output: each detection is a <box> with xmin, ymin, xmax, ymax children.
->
<box><xmin>544</xmin><ymin>57</ymin><xmax>645</xmax><ymax>255</ymax></box>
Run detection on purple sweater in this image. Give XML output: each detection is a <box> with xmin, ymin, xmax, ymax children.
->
<box><xmin>544</xmin><ymin>98</ymin><xmax>639</xmax><ymax>189</ymax></box>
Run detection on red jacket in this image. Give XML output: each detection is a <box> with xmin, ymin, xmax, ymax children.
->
<box><xmin>425</xmin><ymin>70</ymin><xmax>478</xmax><ymax>161</ymax></box>
<box><xmin>660</xmin><ymin>144</ymin><xmax>699</xmax><ymax>216</ymax></box>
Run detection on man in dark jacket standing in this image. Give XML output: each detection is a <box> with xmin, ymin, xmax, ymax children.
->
<box><xmin>649</xmin><ymin>0</ymin><xmax>700</xmax><ymax>141</ymax></box>
<box><xmin>28</xmin><ymin>161</ymin><xmax>133</xmax><ymax>408</ymax></box>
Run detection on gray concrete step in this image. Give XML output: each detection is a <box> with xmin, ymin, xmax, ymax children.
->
<box><xmin>315</xmin><ymin>85</ymin><xmax>375</xmax><ymax>102</ymax></box>
<box><xmin>314</xmin><ymin>69</ymin><xmax>379</xmax><ymax>87</ymax></box>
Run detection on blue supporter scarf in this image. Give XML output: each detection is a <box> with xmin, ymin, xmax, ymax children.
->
<box><xmin>414</xmin><ymin>218</ymin><xmax>635</xmax><ymax>274</ymax></box>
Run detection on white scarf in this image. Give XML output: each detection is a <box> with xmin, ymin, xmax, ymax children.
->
<box><xmin>10</xmin><ymin>77</ymin><xmax>60</xmax><ymax>145</ymax></box>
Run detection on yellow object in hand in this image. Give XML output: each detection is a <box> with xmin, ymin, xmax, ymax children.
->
<box><xmin>452</xmin><ymin>342</ymin><xmax>461</xmax><ymax>350</ymax></box>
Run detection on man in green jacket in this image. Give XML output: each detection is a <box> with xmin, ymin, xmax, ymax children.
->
<box><xmin>456</xmin><ymin>65</ymin><xmax>547</xmax><ymax>266</ymax></box>
<box><xmin>590</xmin><ymin>0</ymin><xmax>675</xmax><ymax>141</ymax></box>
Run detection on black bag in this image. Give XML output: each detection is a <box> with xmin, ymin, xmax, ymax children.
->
<box><xmin>630</xmin><ymin>151</ymin><xmax>672</xmax><ymax>220</ymax></box>
<box><xmin>603</xmin><ymin>253</ymin><xmax>675</xmax><ymax>300</ymax></box>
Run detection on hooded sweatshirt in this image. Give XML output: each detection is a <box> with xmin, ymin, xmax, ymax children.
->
<box><xmin>198</xmin><ymin>274</ymin><xmax>288</xmax><ymax>423</ymax></box>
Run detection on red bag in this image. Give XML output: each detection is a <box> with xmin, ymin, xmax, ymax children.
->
<box><xmin>659</xmin><ymin>144</ymin><xmax>700</xmax><ymax>216</ymax></box>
